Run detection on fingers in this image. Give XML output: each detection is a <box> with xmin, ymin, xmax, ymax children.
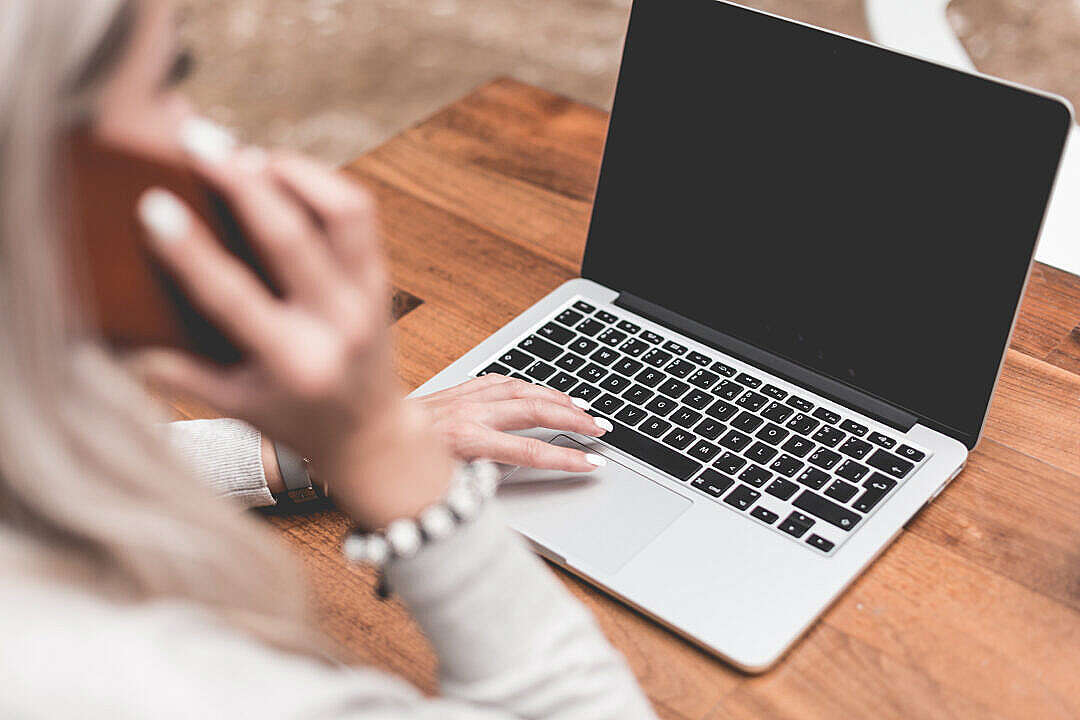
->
<box><xmin>137</xmin><ymin>189</ymin><xmax>282</xmax><ymax>353</ymax></box>
<box><xmin>459</xmin><ymin>427</ymin><xmax>608</xmax><ymax>472</ymax></box>
<box><xmin>126</xmin><ymin>347</ymin><xmax>246</xmax><ymax>414</ymax></box>
<box><xmin>420</xmin><ymin>376</ymin><xmax>583</xmax><ymax>410</ymax></box>
<box><xmin>474</xmin><ymin>398</ymin><xmax>611</xmax><ymax>436</ymax></box>
<box><xmin>178</xmin><ymin>118</ymin><xmax>341</xmax><ymax>301</ymax></box>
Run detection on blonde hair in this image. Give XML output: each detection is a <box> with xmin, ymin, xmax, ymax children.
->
<box><xmin>0</xmin><ymin>0</ymin><xmax>313</xmax><ymax>652</ymax></box>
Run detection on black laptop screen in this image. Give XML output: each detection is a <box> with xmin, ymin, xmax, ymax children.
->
<box><xmin>582</xmin><ymin>0</ymin><xmax>1071</xmax><ymax>446</ymax></box>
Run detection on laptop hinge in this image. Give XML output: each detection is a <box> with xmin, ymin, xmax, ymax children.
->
<box><xmin>614</xmin><ymin>292</ymin><xmax>918</xmax><ymax>433</ymax></box>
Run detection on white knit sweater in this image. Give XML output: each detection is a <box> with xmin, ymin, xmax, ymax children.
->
<box><xmin>0</xmin><ymin>419</ymin><xmax>657</xmax><ymax>719</ymax></box>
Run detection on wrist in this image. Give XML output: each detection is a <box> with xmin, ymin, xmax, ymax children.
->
<box><xmin>261</xmin><ymin>436</ymin><xmax>286</xmax><ymax>495</ymax></box>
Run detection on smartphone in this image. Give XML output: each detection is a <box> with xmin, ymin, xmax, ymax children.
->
<box><xmin>66</xmin><ymin>131</ymin><xmax>277</xmax><ymax>365</ymax></box>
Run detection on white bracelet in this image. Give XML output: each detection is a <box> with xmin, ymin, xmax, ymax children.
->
<box><xmin>342</xmin><ymin>460</ymin><xmax>497</xmax><ymax>595</ymax></box>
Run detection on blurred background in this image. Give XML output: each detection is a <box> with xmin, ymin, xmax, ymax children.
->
<box><xmin>179</xmin><ymin>0</ymin><xmax>1080</xmax><ymax>164</ymax></box>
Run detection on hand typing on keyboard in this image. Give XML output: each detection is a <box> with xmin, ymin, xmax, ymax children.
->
<box><xmin>413</xmin><ymin>375</ymin><xmax>612</xmax><ymax>472</ymax></box>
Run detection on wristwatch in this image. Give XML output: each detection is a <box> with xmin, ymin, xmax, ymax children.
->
<box><xmin>272</xmin><ymin>443</ymin><xmax>322</xmax><ymax>507</ymax></box>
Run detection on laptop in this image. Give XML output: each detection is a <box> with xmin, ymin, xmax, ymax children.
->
<box><xmin>410</xmin><ymin>0</ymin><xmax>1073</xmax><ymax>671</ymax></box>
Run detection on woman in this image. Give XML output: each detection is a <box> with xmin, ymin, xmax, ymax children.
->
<box><xmin>0</xmin><ymin>1</ymin><xmax>656</xmax><ymax>717</ymax></box>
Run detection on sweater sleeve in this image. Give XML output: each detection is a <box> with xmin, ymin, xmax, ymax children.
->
<box><xmin>161</xmin><ymin>419</ymin><xmax>275</xmax><ymax>508</ymax></box>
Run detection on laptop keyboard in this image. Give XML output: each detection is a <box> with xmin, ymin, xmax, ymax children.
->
<box><xmin>475</xmin><ymin>297</ymin><xmax>931</xmax><ymax>555</ymax></box>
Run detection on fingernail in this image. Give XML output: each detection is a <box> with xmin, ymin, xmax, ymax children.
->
<box><xmin>137</xmin><ymin>189</ymin><xmax>189</xmax><ymax>243</ymax></box>
<box><xmin>571</xmin><ymin>397</ymin><xmax>590</xmax><ymax>410</ymax></box>
<box><xmin>594</xmin><ymin>417</ymin><xmax>614</xmax><ymax>433</ymax></box>
<box><xmin>585</xmin><ymin>453</ymin><xmax>607</xmax><ymax>467</ymax></box>
<box><xmin>179</xmin><ymin>116</ymin><xmax>237</xmax><ymax>164</ymax></box>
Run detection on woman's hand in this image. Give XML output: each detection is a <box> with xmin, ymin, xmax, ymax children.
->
<box><xmin>413</xmin><ymin>375</ymin><xmax>612</xmax><ymax>471</ymax></box>
<box><xmin>129</xmin><ymin>120</ymin><xmax>450</xmax><ymax>527</ymax></box>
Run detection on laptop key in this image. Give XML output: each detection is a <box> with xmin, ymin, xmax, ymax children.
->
<box><xmin>750</xmin><ymin>506</ymin><xmax>780</xmax><ymax>524</ymax></box>
<box><xmin>598</xmin><ymin>328</ymin><xmax>627</xmax><ymax>347</ymax></box>
<box><xmin>718</xmin><ymin>429</ymin><xmax>753</xmax><ymax>452</ymax></box>
<box><xmin>835</xmin><ymin>459</ymin><xmax>870</xmax><ymax>483</ymax></box>
<box><xmin>761</xmin><ymin>384</ymin><xmax>788</xmax><ymax>400</ymax></box>
<box><xmin>761</xmin><ymin>401</ymin><xmax>794</xmax><ymax>424</ymax></box>
<box><xmin>746</xmin><ymin>441</ymin><xmax>778</xmax><ymax>464</ymax></box>
<box><xmin>756</xmin><ymin>422</ymin><xmax>789</xmax><ymax>445</ymax></box>
<box><xmin>770</xmin><ymin>454</ymin><xmax>804</xmax><ymax>477</ymax></box>
<box><xmin>683</xmin><ymin>389</ymin><xmax>713</xmax><ymax>410</ymax></box>
<box><xmin>569</xmin><ymin>383</ymin><xmax>601</xmax><ymax>402</ymax></box>
<box><xmin>576</xmin><ymin>363</ymin><xmax>608</xmax><ymax>383</ymax></box>
<box><xmin>645</xmin><ymin>396</ymin><xmax>677</xmax><ymax>417</ymax></box>
<box><xmin>548</xmin><ymin>372</ymin><xmax>578</xmax><ymax>392</ymax></box>
<box><xmin>865</xmin><ymin>449</ymin><xmax>915</xmax><ymax>479</ymax></box>
<box><xmin>839</xmin><ymin>419</ymin><xmax>868</xmax><ymax>436</ymax></box>
<box><xmin>538</xmin><ymin>322</ymin><xmax>576</xmax><ymax>345</ymax></box>
<box><xmin>710</xmin><ymin>361</ymin><xmax>737</xmax><ymax>377</ymax></box>
<box><xmin>576</xmin><ymin>318</ymin><xmax>605</xmax><ymax>337</ymax></box>
<box><xmin>590</xmin><ymin>347</ymin><xmax>619</xmax><ymax>366</ymax></box>
<box><xmin>613</xmin><ymin>358</ymin><xmax>644</xmax><ymax>376</ymax></box>
<box><xmin>825</xmin><ymin>480</ymin><xmax>859</xmax><ymax>503</ymax></box>
<box><xmin>595</xmin><ymin>311</ymin><xmax>618</xmax><ymax>324</ymax></box>
<box><xmin>688</xmin><ymin>351</ymin><xmax>711</xmax><ymax>366</ymax></box>
<box><xmin>706</xmin><ymin>398</ymin><xmax>738</xmax><ymax>422</ymax></box>
<box><xmin>739</xmin><ymin>464</ymin><xmax>773</xmax><ymax>487</ymax></box>
<box><xmin>691</xmin><ymin>469</ymin><xmax>734</xmax><ymax>496</ymax></box>
<box><xmin>786</xmin><ymin>395</ymin><xmax>814</xmax><ymax>413</ymax></box>
<box><xmin>765</xmin><ymin>477</ymin><xmax>799</xmax><ymax>500</ymax></box>
<box><xmin>735</xmin><ymin>390</ymin><xmax>767</xmax><ymax>412</ymax></box>
<box><xmin>500</xmin><ymin>348</ymin><xmax>534</xmax><ymax>370</ymax></box>
<box><xmin>713</xmin><ymin>452</ymin><xmax>747</xmax><ymax>476</ymax></box>
<box><xmin>671</xmin><ymin>407</ymin><xmax>703</xmax><ymax>428</ymax></box>
<box><xmin>572</xmin><ymin>300</ymin><xmax>596</xmax><ymax>313</ymax></box>
<box><xmin>786</xmin><ymin>413</ymin><xmax>820</xmax><ymax>435</ymax></box>
<box><xmin>592</xmin><ymin>393</ymin><xmax>625</xmax><ymax>415</ymax></box>
<box><xmin>779</xmin><ymin>512</ymin><xmax>815</xmax><ymax>538</ymax></box>
<box><xmin>617</xmin><ymin>320</ymin><xmax>641</xmax><ymax>334</ymax></box>
<box><xmin>555</xmin><ymin>353</ymin><xmax>587</xmax><ymax>372</ymax></box>
<box><xmin>555</xmin><ymin>309</ymin><xmax>584</xmax><ymax>327</ymax></box>
<box><xmin>663</xmin><ymin>340</ymin><xmax>688</xmax><ymax>355</ymax></box>
<box><xmin>688</xmin><ymin>369</ymin><xmax>720</xmax><ymax>390</ymax></box>
<box><xmin>796</xmin><ymin>467</ymin><xmax>831</xmax><ymax>490</ymax></box>
<box><xmin>614</xmin><ymin>405</ymin><xmax>647</xmax><ymax>427</ymax></box>
<box><xmin>666</xmin><ymin>359</ymin><xmax>696</xmax><ymax>378</ymax></box>
<box><xmin>620</xmin><ymin>338</ymin><xmax>650</xmax><ymax>357</ymax></box>
<box><xmin>600</xmin><ymin>375</ymin><xmax>632</xmax><ymax>394</ymax></box>
<box><xmin>853</xmin><ymin>473</ymin><xmax>898</xmax><ymax>512</ymax></box>
<box><xmin>811</xmin><ymin>425</ymin><xmax>845</xmax><ymax>447</ymax></box>
<box><xmin>659</xmin><ymin>378</ymin><xmax>690</xmax><ymax>399</ymax></box>
<box><xmin>806</xmin><ymin>534</ymin><xmax>835</xmax><ymax>552</ymax></box>
<box><xmin>896</xmin><ymin>444</ymin><xmax>926</xmax><ymax>462</ymax></box>
<box><xmin>839</xmin><ymin>437</ymin><xmax>873</xmax><ymax>459</ymax></box>
<box><xmin>569</xmin><ymin>337</ymin><xmax>598</xmax><ymax>355</ymax></box>
<box><xmin>642</xmin><ymin>348</ymin><xmax>673</xmax><ymax>368</ymax></box>
<box><xmin>635</xmin><ymin>368</ymin><xmax>666</xmax><ymax>387</ymax></box>
<box><xmin>520</xmin><ymin>335</ymin><xmax>563</xmax><ymax>362</ymax></box>
<box><xmin>640</xmin><ymin>416</ymin><xmax>671</xmax><ymax>438</ymax></box>
<box><xmin>600</xmin><ymin>419</ymin><xmax>701</xmax><ymax>481</ymax></box>
<box><xmin>731</xmin><ymin>411</ymin><xmax>764</xmax><ymax>433</ymax></box>
<box><xmin>641</xmin><ymin>330</ymin><xmax>664</xmax><ymax>344</ymax></box>
<box><xmin>781</xmin><ymin>435</ymin><xmax>814</xmax><ymax>458</ymax></box>
<box><xmin>694</xmin><ymin>418</ymin><xmax>725</xmax><ymax>440</ymax></box>
<box><xmin>735</xmin><ymin>372</ymin><xmax>762</xmax><ymax>388</ymax></box>
<box><xmin>793</xmin><ymin>491</ymin><xmax>861</xmax><ymax>531</ymax></box>
<box><xmin>808</xmin><ymin>448</ymin><xmax>842</xmax><ymax>470</ymax></box>
<box><xmin>479</xmin><ymin>362</ymin><xmax>511</xmax><ymax>376</ymax></box>
<box><xmin>663</xmin><ymin>428</ymin><xmax>695</xmax><ymax>450</ymax></box>
<box><xmin>622</xmin><ymin>384</ymin><xmax>655</xmax><ymax>405</ymax></box>
<box><xmin>688</xmin><ymin>440</ymin><xmax>721</xmax><ymax>463</ymax></box>
<box><xmin>867</xmin><ymin>431</ymin><xmax>896</xmax><ymax>449</ymax></box>
<box><xmin>812</xmin><ymin>407</ymin><xmax>841</xmax><ymax>424</ymax></box>
<box><xmin>724</xmin><ymin>485</ymin><xmax>761</xmax><ymax>511</ymax></box>
<box><xmin>714</xmin><ymin>380</ymin><xmax>745</xmax><ymax>400</ymax></box>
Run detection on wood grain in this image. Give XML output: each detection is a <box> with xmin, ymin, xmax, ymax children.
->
<box><xmin>179</xmin><ymin>78</ymin><xmax>1080</xmax><ymax>718</ymax></box>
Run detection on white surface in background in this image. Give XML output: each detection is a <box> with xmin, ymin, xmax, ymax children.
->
<box><xmin>865</xmin><ymin>0</ymin><xmax>1080</xmax><ymax>276</ymax></box>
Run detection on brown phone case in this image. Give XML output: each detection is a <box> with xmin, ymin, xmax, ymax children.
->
<box><xmin>67</xmin><ymin>132</ymin><xmax>276</xmax><ymax>364</ymax></box>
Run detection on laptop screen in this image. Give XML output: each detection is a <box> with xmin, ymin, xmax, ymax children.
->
<box><xmin>582</xmin><ymin>0</ymin><xmax>1071</xmax><ymax>447</ymax></box>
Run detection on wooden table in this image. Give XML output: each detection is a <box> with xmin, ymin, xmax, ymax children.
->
<box><xmin>173</xmin><ymin>78</ymin><xmax>1080</xmax><ymax>719</ymax></box>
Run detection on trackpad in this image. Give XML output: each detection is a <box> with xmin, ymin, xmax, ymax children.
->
<box><xmin>498</xmin><ymin>435</ymin><xmax>691</xmax><ymax>576</ymax></box>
